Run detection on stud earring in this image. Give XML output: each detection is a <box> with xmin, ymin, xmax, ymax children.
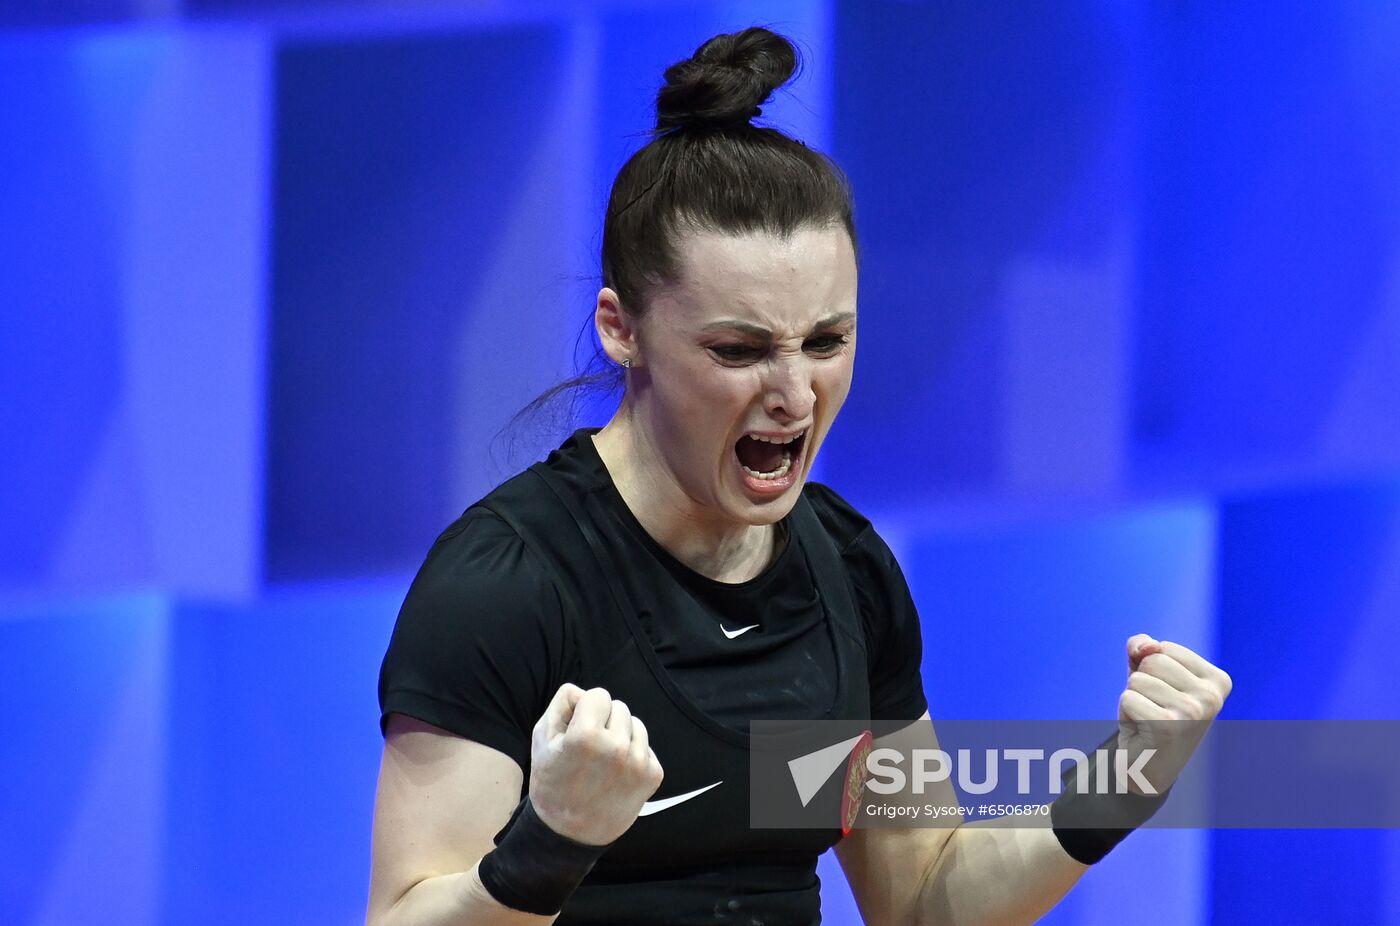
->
<box><xmin>622</xmin><ymin>358</ymin><xmax>632</xmax><ymax>369</ymax></box>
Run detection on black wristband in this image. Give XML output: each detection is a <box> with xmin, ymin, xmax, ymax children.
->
<box><xmin>476</xmin><ymin>796</ymin><xmax>612</xmax><ymax>916</ymax></box>
<box><xmin>1049</xmin><ymin>731</ymin><xmax>1171</xmax><ymax>865</ymax></box>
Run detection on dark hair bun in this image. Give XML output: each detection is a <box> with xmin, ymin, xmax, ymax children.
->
<box><xmin>655</xmin><ymin>27</ymin><xmax>799</xmax><ymax>132</ymax></box>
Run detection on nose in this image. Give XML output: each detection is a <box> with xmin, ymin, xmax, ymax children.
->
<box><xmin>762</xmin><ymin>354</ymin><xmax>815</xmax><ymax>423</ymax></box>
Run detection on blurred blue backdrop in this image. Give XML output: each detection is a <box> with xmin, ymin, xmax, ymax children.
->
<box><xmin>2</xmin><ymin>1</ymin><xmax>1398</xmax><ymax>924</ymax></box>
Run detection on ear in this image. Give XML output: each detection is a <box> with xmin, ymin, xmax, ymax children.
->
<box><xmin>595</xmin><ymin>287</ymin><xmax>638</xmax><ymax>365</ymax></box>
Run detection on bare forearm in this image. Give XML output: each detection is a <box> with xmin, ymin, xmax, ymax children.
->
<box><xmin>913</xmin><ymin>814</ymin><xmax>1088</xmax><ymax>926</ymax></box>
<box><xmin>369</xmin><ymin>864</ymin><xmax>558</xmax><ymax>926</ymax></box>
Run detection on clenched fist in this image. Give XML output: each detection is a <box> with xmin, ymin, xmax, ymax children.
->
<box><xmin>528</xmin><ymin>683</ymin><xmax>666</xmax><ymax>846</ymax></box>
<box><xmin>1117</xmin><ymin>634</ymin><xmax>1233</xmax><ymax>796</ymax></box>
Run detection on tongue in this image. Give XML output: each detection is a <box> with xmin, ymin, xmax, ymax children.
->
<box><xmin>736</xmin><ymin>436</ymin><xmax>784</xmax><ymax>473</ymax></box>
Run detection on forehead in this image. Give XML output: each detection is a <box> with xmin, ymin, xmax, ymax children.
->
<box><xmin>657</xmin><ymin>226</ymin><xmax>857</xmax><ymax>332</ymax></box>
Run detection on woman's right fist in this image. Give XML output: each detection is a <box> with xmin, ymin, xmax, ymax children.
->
<box><xmin>528</xmin><ymin>683</ymin><xmax>665</xmax><ymax>846</ymax></box>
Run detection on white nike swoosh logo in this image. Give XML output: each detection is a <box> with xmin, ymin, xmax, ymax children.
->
<box><xmin>638</xmin><ymin>781</ymin><xmax>722</xmax><ymax>816</ymax></box>
<box><xmin>720</xmin><ymin>623</ymin><xmax>760</xmax><ymax>639</ymax></box>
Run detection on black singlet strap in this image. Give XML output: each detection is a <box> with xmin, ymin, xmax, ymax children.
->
<box><xmin>784</xmin><ymin>486</ymin><xmax>867</xmax><ymax>654</ymax></box>
<box><xmin>525</xmin><ymin>462</ymin><xmax>641</xmax><ymax>634</ymax></box>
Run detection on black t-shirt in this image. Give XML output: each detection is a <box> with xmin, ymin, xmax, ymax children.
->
<box><xmin>378</xmin><ymin>428</ymin><xmax>927</xmax><ymax>922</ymax></box>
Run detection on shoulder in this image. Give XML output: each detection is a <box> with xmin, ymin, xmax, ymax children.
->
<box><xmin>801</xmin><ymin>479</ymin><xmax>876</xmax><ymax>554</ymax></box>
<box><xmin>426</xmin><ymin>465</ymin><xmax>569</xmax><ymax>569</ymax></box>
<box><xmin>420</xmin><ymin>504</ymin><xmax>533</xmax><ymax>571</ymax></box>
<box><xmin>403</xmin><ymin>501</ymin><xmax>563</xmax><ymax>623</ymax></box>
<box><xmin>384</xmin><ymin>504</ymin><xmax>571</xmax><ymax>695</ymax></box>
<box><xmin>800</xmin><ymin>480</ymin><xmax>907</xmax><ymax>601</ymax></box>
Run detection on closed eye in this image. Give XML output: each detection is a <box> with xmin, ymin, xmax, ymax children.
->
<box><xmin>709</xmin><ymin>335</ymin><xmax>850</xmax><ymax>364</ymax></box>
<box><xmin>804</xmin><ymin>335</ymin><xmax>849</xmax><ymax>355</ymax></box>
<box><xmin>710</xmin><ymin>345</ymin><xmax>765</xmax><ymax>362</ymax></box>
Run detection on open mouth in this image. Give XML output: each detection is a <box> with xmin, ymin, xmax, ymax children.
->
<box><xmin>733</xmin><ymin>429</ymin><xmax>807</xmax><ymax>483</ymax></box>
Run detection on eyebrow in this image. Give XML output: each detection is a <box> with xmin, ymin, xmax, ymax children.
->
<box><xmin>700</xmin><ymin>311</ymin><xmax>856</xmax><ymax>337</ymax></box>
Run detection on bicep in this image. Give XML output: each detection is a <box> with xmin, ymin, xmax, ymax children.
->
<box><xmin>366</xmin><ymin>713</ymin><xmax>526</xmax><ymax>923</ymax></box>
<box><xmin>834</xmin><ymin>711</ymin><xmax>959</xmax><ymax>926</ymax></box>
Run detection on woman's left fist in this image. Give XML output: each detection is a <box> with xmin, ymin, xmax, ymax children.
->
<box><xmin>1117</xmin><ymin>634</ymin><xmax>1233</xmax><ymax>796</ymax></box>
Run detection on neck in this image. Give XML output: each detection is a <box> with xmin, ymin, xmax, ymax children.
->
<box><xmin>592</xmin><ymin>407</ymin><xmax>779</xmax><ymax>584</ymax></box>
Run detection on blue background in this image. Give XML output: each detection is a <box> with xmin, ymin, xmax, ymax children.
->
<box><xmin>2</xmin><ymin>1</ymin><xmax>1398</xmax><ymax>923</ymax></box>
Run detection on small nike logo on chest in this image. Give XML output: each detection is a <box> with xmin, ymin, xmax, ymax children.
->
<box><xmin>638</xmin><ymin>781</ymin><xmax>723</xmax><ymax>816</ymax></box>
<box><xmin>720</xmin><ymin>623</ymin><xmax>760</xmax><ymax>639</ymax></box>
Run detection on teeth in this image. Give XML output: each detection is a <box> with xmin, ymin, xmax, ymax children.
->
<box><xmin>747</xmin><ymin>429</ymin><xmax>805</xmax><ymax>445</ymax></box>
<box><xmin>741</xmin><ymin>448</ymin><xmax>794</xmax><ymax>481</ymax></box>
